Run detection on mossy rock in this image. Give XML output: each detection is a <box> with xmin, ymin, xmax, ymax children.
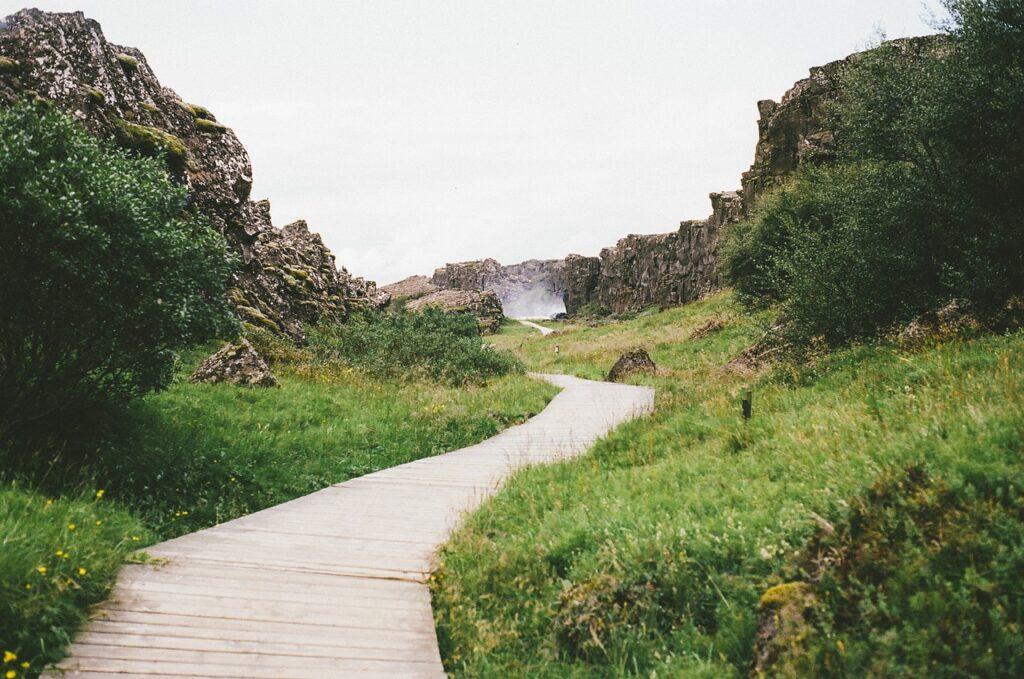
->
<box><xmin>114</xmin><ymin>119</ymin><xmax>188</xmax><ymax>173</ymax></box>
<box><xmin>228</xmin><ymin>288</ymin><xmax>250</xmax><ymax>306</ymax></box>
<box><xmin>115</xmin><ymin>53</ymin><xmax>139</xmax><ymax>73</ymax></box>
<box><xmin>0</xmin><ymin>56</ymin><xmax>20</xmax><ymax>75</ymax></box>
<box><xmin>82</xmin><ymin>85</ymin><xmax>106</xmax><ymax>104</ymax></box>
<box><xmin>141</xmin><ymin>102</ymin><xmax>160</xmax><ymax>115</ymax></box>
<box><xmin>237</xmin><ymin>305</ymin><xmax>280</xmax><ymax>332</ymax></box>
<box><xmin>759</xmin><ymin>582</ymin><xmax>813</xmax><ymax>610</ymax></box>
<box><xmin>283</xmin><ymin>265</ymin><xmax>311</xmax><ymax>282</ymax></box>
<box><xmin>195</xmin><ymin>117</ymin><xmax>227</xmax><ymax>134</ymax></box>
<box><xmin>180</xmin><ymin>101</ymin><xmax>216</xmax><ymax>121</ymax></box>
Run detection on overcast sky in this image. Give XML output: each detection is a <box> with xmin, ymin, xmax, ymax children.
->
<box><xmin>19</xmin><ymin>1</ymin><xmax>944</xmax><ymax>284</ymax></box>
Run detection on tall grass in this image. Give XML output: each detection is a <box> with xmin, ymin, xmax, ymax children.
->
<box><xmin>432</xmin><ymin>292</ymin><xmax>1024</xmax><ymax>676</ymax></box>
<box><xmin>1</xmin><ymin>347</ymin><xmax>556</xmax><ymax>675</ymax></box>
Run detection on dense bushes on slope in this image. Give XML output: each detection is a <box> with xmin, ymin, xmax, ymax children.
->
<box><xmin>724</xmin><ymin>0</ymin><xmax>1024</xmax><ymax>345</ymax></box>
<box><xmin>0</xmin><ymin>101</ymin><xmax>237</xmax><ymax>451</ymax></box>
<box><xmin>305</xmin><ymin>308</ymin><xmax>522</xmax><ymax>385</ymax></box>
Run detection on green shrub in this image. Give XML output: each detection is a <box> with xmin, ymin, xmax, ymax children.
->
<box><xmin>308</xmin><ymin>307</ymin><xmax>522</xmax><ymax>384</ymax></box>
<box><xmin>724</xmin><ymin>0</ymin><xmax>1024</xmax><ymax>346</ymax></box>
<box><xmin>0</xmin><ymin>101</ymin><xmax>237</xmax><ymax>451</ymax></box>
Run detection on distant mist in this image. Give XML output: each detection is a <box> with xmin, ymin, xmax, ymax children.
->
<box><xmin>501</xmin><ymin>286</ymin><xmax>566</xmax><ymax>319</ymax></box>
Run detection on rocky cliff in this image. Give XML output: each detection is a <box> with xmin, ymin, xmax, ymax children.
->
<box><xmin>0</xmin><ymin>9</ymin><xmax>379</xmax><ymax>341</ymax></box>
<box><xmin>430</xmin><ymin>258</ymin><xmax>567</xmax><ymax>318</ymax></box>
<box><xmin>560</xmin><ymin>191</ymin><xmax>743</xmax><ymax>314</ymax></box>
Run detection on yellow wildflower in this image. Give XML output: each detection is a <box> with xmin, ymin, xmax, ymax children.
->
<box><xmin>95</xmin><ymin>489</ymin><xmax>105</xmax><ymax>499</ymax></box>
<box><xmin>131</xmin><ymin>536</ymin><xmax>140</xmax><ymax>541</ymax></box>
<box><xmin>24</xmin><ymin>583</ymin><xmax>31</xmax><ymax>590</ymax></box>
<box><xmin>36</xmin><ymin>565</ymin><xmax>46</xmax><ymax>575</ymax></box>
<box><xmin>44</xmin><ymin>499</ymin><xmax>53</xmax><ymax>507</ymax></box>
<box><xmin>6</xmin><ymin>669</ymin><xmax>16</xmax><ymax>678</ymax></box>
<box><xmin>95</xmin><ymin>520</ymin><xmax>102</xmax><ymax>526</ymax></box>
<box><xmin>19</xmin><ymin>663</ymin><xmax>29</xmax><ymax>670</ymax></box>
<box><xmin>55</xmin><ymin>550</ymin><xmax>64</xmax><ymax>557</ymax></box>
<box><xmin>3</xmin><ymin>651</ymin><xmax>15</xmax><ymax>663</ymax></box>
<box><xmin>78</xmin><ymin>567</ymin><xmax>87</xmax><ymax>576</ymax></box>
<box><xmin>67</xmin><ymin>523</ymin><xmax>76</xmax><ymax>530</ymax></box>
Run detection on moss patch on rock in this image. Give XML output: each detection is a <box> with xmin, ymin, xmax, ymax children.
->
<box><xmin>115</xmin><ymin>52</ymin><xmax>139</xmax><ymax>73</ymax></box>
<box><xmin>180</xmin><ymin>101</ymin><xmax>216</xmax><ymax>121</ymax></box>
<box><xmin>0</xmin><ymin>56</ymin><xmax>20</xmax><ymax>75</ymax></box>
<box><xmin>195</xmin><ymin>117</ymin><xmax>227</xmax><ymax>134</ymax></box>
<box><xmin>114</xmin><ymin>119</ymin><xmax>187</xmax><ymax>172</ymax></box>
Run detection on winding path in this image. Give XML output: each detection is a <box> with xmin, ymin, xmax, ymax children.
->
<box><xmin>516</xmin><ymin>319</ymin><xmax>555</xmax><ymax>335</ymax></box>
<box><xmin>49</xmin><ymin>374</ymin><xmax>654</xmax><ymax>678</ymax></box>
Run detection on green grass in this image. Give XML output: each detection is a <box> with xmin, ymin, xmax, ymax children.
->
<box><xmin>1</xmin><ymin>348</ymin><xmax>557</xmax><ymax>675</ymax></box>
<box><xmin>432</xmin><ymin>291</ymin><xmax>1024</xmax><ymax>677</ymax></box>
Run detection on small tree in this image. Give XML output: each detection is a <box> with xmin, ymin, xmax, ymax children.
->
<box><xmin>0</xmin><ymin>101</ymin><xmax>238</xmax><ymax>442</ymax></box>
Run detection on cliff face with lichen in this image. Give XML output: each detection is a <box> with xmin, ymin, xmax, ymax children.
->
<box><xmin>0</xmin><ymin>8</ymin><xmax>382</xmax><ymax>341</ymax></box>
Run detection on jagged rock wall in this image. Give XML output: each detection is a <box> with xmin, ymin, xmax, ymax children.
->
<box><xmin>565</xmin><ymin>191</ymin><xmax>744</xmax><ymax>314</ymax></box>
<box><xmin>430</xmin><ymin>258</ymin><xmax>567</xmax><ymax>318</ymax></box>
<box><xmin>0</xmin><ymin>9</ymin><xmax>379</xmax><ymax>341</ymax></box>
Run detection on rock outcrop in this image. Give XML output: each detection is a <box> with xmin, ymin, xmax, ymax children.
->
<box><xmin>430</xmin><ymin>258</ymin><xmax>567</xmax><ymax>318</ymax></box>
<box><xmin>190</xmin><ymin>339</ymin><xmax>278</xmax><ymax>387</ymax></box>
<box><xmin>740</xmin><ymin>35</ymin><xmax>941</xmax><ymax>214</ymax></box>
<box><xmin>566</xmin><ymin>191</ymin><xmax>744</xmax><ymax>315</ymax></box>
<box><xmin>406</xmin><ymin>289</ymin><xmax>504</xmax><ymax>334</ymax></box>
<box><xmin>380</xmin><ymin>275</ymin><xmax>439</xmax><ymax>303</ymax></box>
<box><xmin>607</xmin><ymin>349</ymin><xmax>657</xmax><ymax>382</ymax></box>
<box><xmin>0</xmin><ymin>9</ymin><xmax>378</xmax><ymax>342</ymax></box>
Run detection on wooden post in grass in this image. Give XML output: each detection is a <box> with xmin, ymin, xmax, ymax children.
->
<box><xmin>742</xmin><ymin>389</ymin><xmax>752</xmax><ymax>420</ymax></box>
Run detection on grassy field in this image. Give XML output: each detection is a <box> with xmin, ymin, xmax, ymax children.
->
<box><xmin>1</xmin><ymin>348</ymin><xmax>556</xmax><ymax>676</ymax></box>
<box><xmin>432</xmin><ymin>292</ymin><xmax>1024</xmax><ymax>677</ymax></box>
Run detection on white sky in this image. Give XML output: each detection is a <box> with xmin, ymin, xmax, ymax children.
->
<box><xmin>16</xmin><ymin>1</ymin><xmax>944</xmax><ymax>284</ymax></box>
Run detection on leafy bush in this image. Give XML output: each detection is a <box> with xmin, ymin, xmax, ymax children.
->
<box><xmin>724</xmin><ymin>0</ymin><xmax>1024</xmax><ymax>345</ymax></box>
<box><xmin>0</xmin><ymin>101</ymin><xmax>237</xmax><ymax>447</ymax></box>
<box><xmin>307</xmin><ymin>307</ymin><xmax>521</xmax><ymax>384</ymax></box>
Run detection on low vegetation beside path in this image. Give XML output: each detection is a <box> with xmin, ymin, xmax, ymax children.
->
<box><xmin>2</xmin><ymin>343</ymin><xmax>555</xmax><ymax>674</ymax></box>
<box><xmin>432</xmin><ymin>292</ymin><xmax>1024</xmax><ymax>677</ymax></box>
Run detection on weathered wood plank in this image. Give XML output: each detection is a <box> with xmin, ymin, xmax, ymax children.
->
<box><xmin>49</xmin><ymin>374</ymin><xmax>654</xmax><ymax>677</ymax></box>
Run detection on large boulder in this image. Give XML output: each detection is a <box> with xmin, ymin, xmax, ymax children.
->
<box><xmin>607</xmin><ymin>349</ymin><xmax>657</xmax><ymax>382</ymax></box>
<box><xmin>406</xmin><ymin>289</ymin><xmax>504</xmax><ymax>334</ymax></box>
<box><xmin>0</xmin><ymin>9</ymin><xmax>377</xmax><ymax>342</ymax></box>
<box><xmin>190</xmin><ymin>339</ymin><xmax>278</xmax><ymax>387</ymax></box>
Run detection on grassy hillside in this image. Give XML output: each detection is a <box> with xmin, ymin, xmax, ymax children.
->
<box><xmin>1</xmin><ymin>350</ymin><xmax>556</xmax><ymax>677</ymax></box>
<box><xmin>432</xmin><ymin>292</ymin><xmax>1024</xmax><ymax>677</ymax></box>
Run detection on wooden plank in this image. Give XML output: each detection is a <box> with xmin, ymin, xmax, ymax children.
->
<box><xmin>49</xmin><ymin>374</ymin><xmax>654</xmax><ymax>677</ymax></box>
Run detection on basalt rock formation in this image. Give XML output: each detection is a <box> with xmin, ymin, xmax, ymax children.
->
<box><xmin>406</xmin><ymin>289</ymin><xmax>504</xmax><ymax>334</ymax></box>
<box><xmin>568</xmin><ymin>191</ymin><xmax>744</xmax><ymax>315</ymax></box>
<box><xmin>430</xmin><ymin>258</ymin><xmax>567</xmax><ymax>318</ymax></box>
<box><xmin>0</xmin><ymin>8</ymin><xmax>379</xmax><ymax>342</ymax></box>
<box><xmin>190</xmin><ymin>338</ymin><xmax>278</xmax><ymax>388</ymax></box>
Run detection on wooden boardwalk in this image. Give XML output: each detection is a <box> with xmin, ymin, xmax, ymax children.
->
<box><xmin>48</xmin><ymin>374</ymin><xmax>654</xmax><ymax>678</ymax></box>
<box><xmin>516</xmin><ymin>319</ymin><xmax>555</xmax><ymax>335</ymax></box>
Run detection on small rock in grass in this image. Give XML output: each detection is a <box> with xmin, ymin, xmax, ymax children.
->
<box><xmin>190</xmin><ymin>338</ymin><xmax>278</xmax><ymax>387</ymax></box>
<box><xmin>607</xmin><ymin>349</ymin><xmax>656</xmax><ymax>382</ymax></box>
